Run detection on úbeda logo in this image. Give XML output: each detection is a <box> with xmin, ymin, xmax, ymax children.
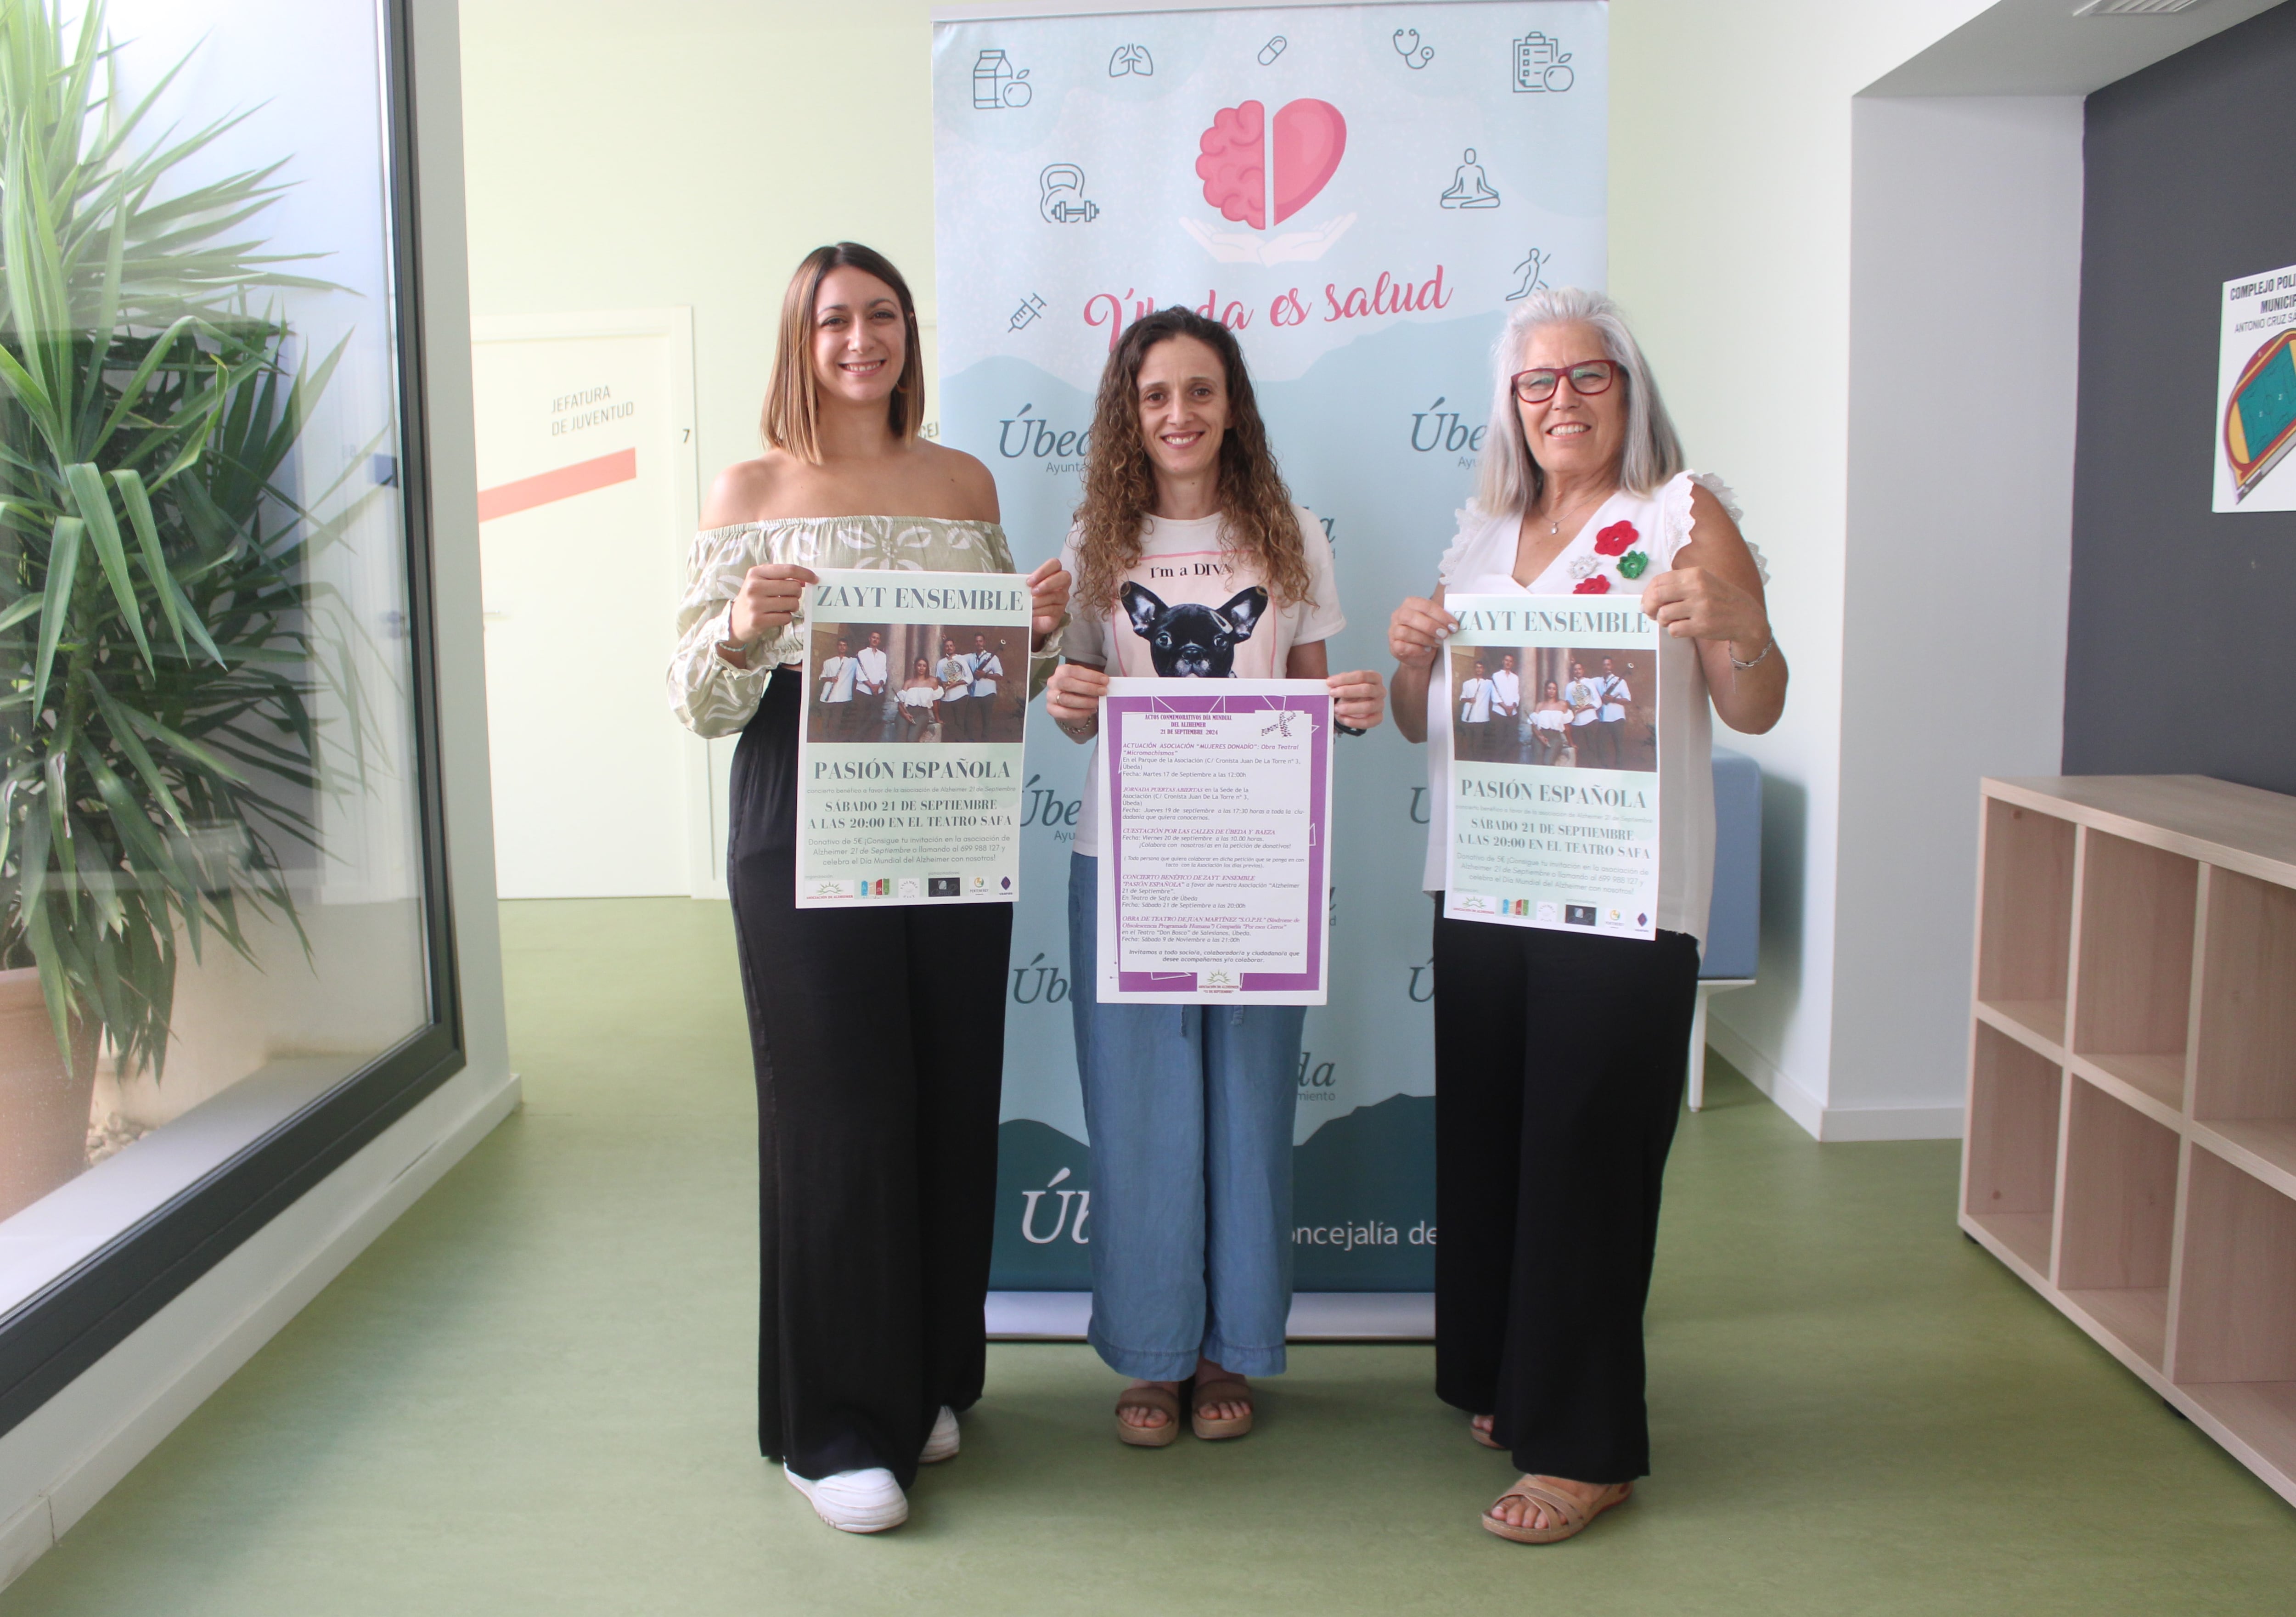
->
<box><xmin>1184</xmin><ymin>98</ymin><xmax>1352</xmax><ymax>266</ymax></box>
<box><xmin>1020</xmin><ymin>1166</ymin><xmax>1089</xmax><ymax>1245</ymax></box>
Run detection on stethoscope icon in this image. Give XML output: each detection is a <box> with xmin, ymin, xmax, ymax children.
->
<box><xmin>1039</xmin><ymin>165</ymin><xmax>1099</xmax><ymax>224</ymax></box>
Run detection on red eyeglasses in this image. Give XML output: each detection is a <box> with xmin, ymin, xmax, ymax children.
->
<box><xmin>1510</xmin><ymin>361</ymin><xmax>1618</xmax><ymax>403</ymax></box>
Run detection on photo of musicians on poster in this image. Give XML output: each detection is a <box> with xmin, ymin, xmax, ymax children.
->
<box><xmin>1446</xmin><ymin>644</ymin><xmax>1655</xmax><ymax>772</ymax></box>
<box><xmin>807</xmin><ymin>620</ymin><xmax>1027</xmax><ymax>746</ymax></box>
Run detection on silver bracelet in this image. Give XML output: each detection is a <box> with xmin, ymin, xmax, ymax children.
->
<box><xmin>1729</xmin><ymin>635</ymin><xmax>1776</xmax><ymax>672</ymax></box>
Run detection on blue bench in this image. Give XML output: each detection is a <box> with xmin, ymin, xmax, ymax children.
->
<box><xmin>1691</xmin><ymin>747</ymin><xmax>1761</xmax><ymax>1109</ymax></box>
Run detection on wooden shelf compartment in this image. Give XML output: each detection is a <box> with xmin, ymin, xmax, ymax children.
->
<box><xmin>2190</xmin><ymin>868</ymin><xmax>2296</xmax><ymax>1194</ymax></box>
<box><xmin>1975</xmin><ymin>798</ymin><xmax>2075</xmax><ymax>1049</ymax></box>
<box><xmin>2171</xmin><ymin>1146</ymin><xmax>2296</xmax><ymax>1499</ymax></box>
<box><xmin>2069</xmin><ymin>830</ymin><xmax>2198</xmax><ymax>1113</ymax></box>
<box><xmin>1966</xmin><ymin>778</ymin><xmax>2296</xmax><ymax>1509</ymax></box>
<box><xmin>1962</xmin><ymin>1021</ymin><xmax>2062</xmax><ymax>1278</ymax></box>
<box><xmin>2056</xmin><ymin>1076</ymin><xmax>2177</xmax><ymax>1368</ymax></box>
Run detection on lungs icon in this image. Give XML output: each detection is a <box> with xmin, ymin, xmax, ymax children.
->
<box><xmin>1195</xmin><ymin>98</ymin><xmax>1346</xmax><ymax>229</ymax></box>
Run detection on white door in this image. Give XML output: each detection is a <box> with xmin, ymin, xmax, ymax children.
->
<box><xmin>472</xmin><ymin>310</ymin><xmax>706</xmax><ymax>897</ymax></box>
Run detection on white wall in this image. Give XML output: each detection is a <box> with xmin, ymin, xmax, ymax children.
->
<box><xmin>457</xmin><ymin>0</ymin><xmax>948</xmax><ymax>892</ymax></box>
<box><xmin>1609</xmin><ymin>0</ymin><xmax>1999</xmax><ymax>1136</ymax></box>
<box><xmin>1829</xmin><ymin>96</ymin><xmax>2084</xmax><ymax>1132</ymax></box>
<box><xmin>458</xmin><ymin>0</ymin><xmax>945</xmax><ymax>498</ymax></box>
<box><xmin>1609</xmin><ymin>1</ymin><xmax>2266</xmax><ymax>1139</ymax></box>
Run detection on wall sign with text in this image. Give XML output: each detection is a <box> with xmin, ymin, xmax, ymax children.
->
<box><xmin>2215</xmin><ymin>261</ymin><xmax>2296</xmax><ymax>512</ymax></box>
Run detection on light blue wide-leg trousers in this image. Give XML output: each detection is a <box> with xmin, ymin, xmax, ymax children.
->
<box><xmin>1068</xmin><ymin>853</ymin><xmax>1303</xmax><ymax>1380</ymax></box>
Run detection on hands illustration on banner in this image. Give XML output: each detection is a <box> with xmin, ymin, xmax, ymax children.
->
<box><xmin>1392</xmin><ymin>28</ymin><xmax>1434</xmax><ymax>70</ymax></box>
<box><xmin>1108</xmin><ymin>42</ymin><xmax>1152</xmax><ymax>77</ymax></box>
<box><xmin>1179</xmin><ymin>213</ymin><xmax>1357</xmax><ymax>267</ymax></box>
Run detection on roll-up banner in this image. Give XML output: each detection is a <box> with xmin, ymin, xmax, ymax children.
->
<box><xmin>932</xmin><ymin>0</ymin><xmax>1608</xmax><ymax>1296</ymax></box>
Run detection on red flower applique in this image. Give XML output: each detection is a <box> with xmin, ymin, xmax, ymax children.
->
<box><xmin>1574</xmin><ymin>575</ymin><xmax>1610</xmax><ymax>595</ymax></box>
<box><xmin>1593</xmin><ymin>520</ymin><xmax>1638</xmax><ymax>557</ymax></box>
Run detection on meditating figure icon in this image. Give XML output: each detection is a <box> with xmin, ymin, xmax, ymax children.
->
<box><xmin>1440</xmin><ymin>148</ymin><xmax>1500</xmax><ymax>210</ymax></box>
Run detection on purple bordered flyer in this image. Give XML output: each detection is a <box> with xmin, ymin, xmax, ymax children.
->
<box><xmin>1096</xmin><ymin>678</ymin><xmax>1334</xmax><ymax>1005</ymax></box>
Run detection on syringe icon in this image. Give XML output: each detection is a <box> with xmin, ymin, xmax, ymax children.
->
<box><xmin>1008</xmin><ymin>293</ymin><xmax>1047</xmax><ymax>332</ymax></box>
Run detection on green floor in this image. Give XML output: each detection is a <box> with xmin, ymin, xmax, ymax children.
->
<box><xmin>7</xmin><ymin>899</ymin><xmax>2294</xmax><ymax>1615</ymax></box>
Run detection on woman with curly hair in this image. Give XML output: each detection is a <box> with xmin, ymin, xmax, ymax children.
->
<box><xmin>1043</xmin><ymin>308</ymin><xmax>1384</xmax><ymax>1448</ymax></box>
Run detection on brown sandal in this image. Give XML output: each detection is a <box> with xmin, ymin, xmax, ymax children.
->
<box><xmin>1190</xmin><ymin>1374</ymin><xmax>1254</xmax><ymax>1440</ymax></box>
<box><xmin>1114</xmin><ymin>1384</ymin><xmax>1182</xmax><ymax>1448</ymax></box>
<box><xmin>1470</xmin><ymin>1415</ymin><xmax>1504</xmax><ymax>1450</ymax></box>
<box><xmin>1481</xmin><ymin>1478</ymin><xmax>1632</xmax><ymax>1544</ymax></box>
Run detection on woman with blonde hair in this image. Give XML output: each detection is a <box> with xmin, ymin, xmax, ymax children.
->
<box><xmin>667</xmin><ymin>242</ymin><xmax>1069</xmax><ymax>1533</ymax></box>
<box><xmin>1388</xmin><ymin>288</ymin><xmax>1786</xmax><ymax>1543</ymax></box>
<box><xmin>1044</xmin><ymin>308</ymin><xmax>1384</xmax><ymax>1447</ymax></box>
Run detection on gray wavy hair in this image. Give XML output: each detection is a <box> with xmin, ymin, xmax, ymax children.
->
<box><xmin>1475</xmin><ymin>287</ymin><xmax>1684</xmax><ymax>515</ymax></box>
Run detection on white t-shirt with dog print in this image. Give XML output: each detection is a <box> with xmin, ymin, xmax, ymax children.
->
<box><xmin>1058</xmin><ymin>506</ymin><xmax>1344</xmax><ymax>858</ymax></box>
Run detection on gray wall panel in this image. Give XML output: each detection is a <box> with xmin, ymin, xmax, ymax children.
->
<box><xmin>2068</xmin><ymin>1</ymin><xmax>2296</xmax><ymax>793</ymax></box>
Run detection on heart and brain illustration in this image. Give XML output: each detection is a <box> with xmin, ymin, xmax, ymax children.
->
<box><xmin>1194</xmin><ymin>99</ymin><xmax>1347</xmax><ymax>229</ymax></box>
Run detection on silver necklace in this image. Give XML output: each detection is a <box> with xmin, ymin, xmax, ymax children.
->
<box><xmin>1543</xmin><ymin>487</ymin><xmax>1606</xmax><ymax>535</ymax></box>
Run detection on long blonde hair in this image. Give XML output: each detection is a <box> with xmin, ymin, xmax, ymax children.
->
<box><xmin>760</xmin><ymin>243</ymin><xmax>926</xmax><ymax>461</ymax></box>
<box><xmin>1474</xmin><ymin>287</ymin><xmax>1683</xmax><ymax>514</ymax></box>
<box><xmin>1072</xmin><ymin>308</ymin><xmax>1313</xmax><ymax>615</ymax></box>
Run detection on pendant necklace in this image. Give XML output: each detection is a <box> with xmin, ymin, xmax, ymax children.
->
<box><xmin>1546</xmin><ymin>490</ymin><xmax>1596</xmax><ymax>535</ymax></box>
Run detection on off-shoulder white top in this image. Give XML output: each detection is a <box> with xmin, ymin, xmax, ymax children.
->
<box><xmin>665</xmin><ymin>515</ymin><xmax>1061</xmax><ymax>739</ymax></box>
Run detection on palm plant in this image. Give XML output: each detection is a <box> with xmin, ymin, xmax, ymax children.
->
<box><xmin>0</xmin><ymin>0</ymin><xmax>376</xmax><ymax>1079</ymax></box>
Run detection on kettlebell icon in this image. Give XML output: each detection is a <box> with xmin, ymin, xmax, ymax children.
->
<box><xmin>1039</xmin><ymin>164</ymin><xmax>1099</xmax><ymax>225</ymax></box>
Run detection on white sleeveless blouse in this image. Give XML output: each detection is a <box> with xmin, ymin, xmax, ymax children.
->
<box><xmin>1418</xmin><ymin>470</ymin><xmax>1751</xmax><ymax>947</ymax></box>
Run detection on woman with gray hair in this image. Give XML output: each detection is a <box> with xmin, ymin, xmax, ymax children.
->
<box><xmin>1387</xmin><ymin>289</ymin><xmax>1787</xmax><ymax>1543</ymax></box>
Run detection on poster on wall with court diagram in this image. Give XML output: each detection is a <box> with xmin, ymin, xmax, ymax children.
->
<box><xmin>932</xmin><ymin>2</ymin><xmax>1606</xmax><ymax>1295</ymax></box>
<box><xmin>2214</xmin><ymin>261</ymin><xmax>2296</xmax><ymax>512</ymax></box>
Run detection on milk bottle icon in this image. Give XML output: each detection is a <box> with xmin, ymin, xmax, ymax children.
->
<box><xmin>973</xmin><ymin>48</ymin><xmax>1033</xmax><ymax>108</ymax></box>
<box><xmin>1512</xmin><ymin>32</ymin><xmax>1574</xmax><ymax>93</ymax></box>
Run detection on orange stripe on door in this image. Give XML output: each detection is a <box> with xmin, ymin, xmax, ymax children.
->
<box><xmin>476</xmin><ymin>447</ymin><xmax>636</xmax><ymax>523</ymax></box>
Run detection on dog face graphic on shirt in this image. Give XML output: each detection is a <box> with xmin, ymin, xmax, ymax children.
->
<box><xmin>1120</xmin><ymin>582</ymin><xmax>1268</xmax><ymax>677</ymax></box>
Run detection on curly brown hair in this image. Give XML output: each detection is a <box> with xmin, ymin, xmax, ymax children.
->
<box><xmin>1072</xmin><ymin>308</ymin><xmax>1314</xmax><ymax>616</ymax></box>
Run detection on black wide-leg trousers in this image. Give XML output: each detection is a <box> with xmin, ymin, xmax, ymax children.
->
<box><xmin>1432</xmin><ymin>910</ymin><xmax>1700</xmax><ymax>1484</ymax></box>
<box><xmin>726</xmin><ymin>670</ymin><xmax>1010</xmax><ymax>1487</ymax></box>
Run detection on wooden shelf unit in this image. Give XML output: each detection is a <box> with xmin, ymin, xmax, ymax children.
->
<box><xmin>1962</xmin><ymin>775</ymin><xmax>2296</xmax><ymax>1506</ymax></box>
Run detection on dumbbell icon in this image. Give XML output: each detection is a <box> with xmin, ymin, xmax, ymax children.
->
<box><xmin>1039</xmin><ymin>165</ymin><xmax>1100</xmax><ymax>224</ymax></box>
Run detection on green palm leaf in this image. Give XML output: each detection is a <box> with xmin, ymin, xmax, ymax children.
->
<box><xmin>1</xmin><ymin>0</ymin><xmax>377</xmax><ymax>1078</ymax></box>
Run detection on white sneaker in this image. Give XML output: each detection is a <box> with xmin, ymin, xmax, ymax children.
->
<box><xmin>920</xmin><ymin>1405</ymin><xmax>959</xmax><ymax>1464</ymax></box>
<box><xmin>783</xmin><ymin>1465</ymin><xmax>908</xmax><ymax>1533</ymax></box>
